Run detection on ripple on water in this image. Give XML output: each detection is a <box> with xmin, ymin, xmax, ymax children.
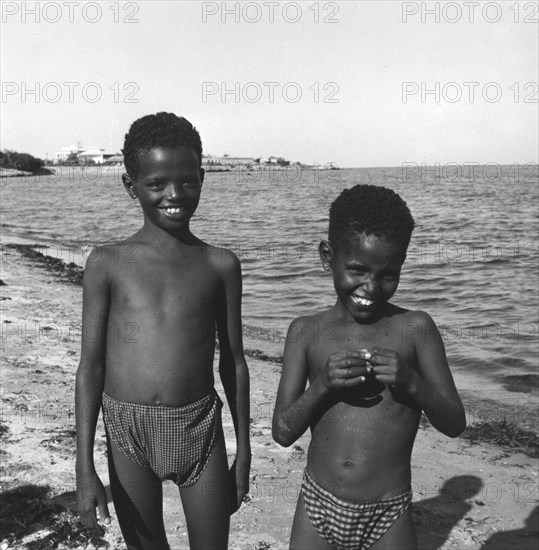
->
<box><xmin>1</xmin><ymin>166</ymin><xmax>537</xmax><ymax>406</ymax></box>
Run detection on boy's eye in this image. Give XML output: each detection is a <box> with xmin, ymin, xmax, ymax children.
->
<box><xmin>148</xmin><ymin>181</ymin><xmax>165</xmax><ymax>189</ymax></box>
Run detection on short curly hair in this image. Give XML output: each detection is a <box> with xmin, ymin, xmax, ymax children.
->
<box><xmin>122</xmin><ymin>112</ymin><xmax>202</xmax><ymax>177</ymax></box>
<box><xmin>328</xmin><ymin>184</ymin><xmax>415</xmax><ymax>255</ymax></box>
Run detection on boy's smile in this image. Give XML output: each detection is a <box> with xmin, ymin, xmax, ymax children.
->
<box><xmin>322</xmin><ymin>233</ymin><xmax>405</xmax><ymax>322</ymax></box>
<box><xmin>123</xmin><ymin>146</ymin><xmax>204</xmax><ymax>234</ymax></box>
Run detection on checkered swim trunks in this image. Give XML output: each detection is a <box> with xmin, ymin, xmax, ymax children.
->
<box><xmin>102</xmin><ymin>390</ymin><xmax>222</xmax><ymax>487</ymax></box>
<box><xmin>301</xmin><ymin>470</ymin><xmax>412</xmax><ymax>550</ymax></box>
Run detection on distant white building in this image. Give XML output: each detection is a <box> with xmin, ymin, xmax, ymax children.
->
<box><xmin>54</xmin><ymin>142</ymin><xmax>85</xmax><ymax>162</ymax></box>
<box><xmin>201</xmin><ymin>154</ymin><xmax>295</xmax><ymax>171</ymax></box>
<box><xmin>202</xmin><ymin>155</ymin><xmax>256</xmax><ymax>168</ymax></box>
<box><xmin>54</xmin><ymin>143</ymin><xmax>119</xmax><ymax>164</ymax></box>
<box><xmin>202</xmin><ymin>155</ymin><xmax>257</xmax><ymax>170</ymax></box>
<box><xmin>78</xmin><ymin>148</ymin><xmax>118</xmax><ymax>165</ymax></box>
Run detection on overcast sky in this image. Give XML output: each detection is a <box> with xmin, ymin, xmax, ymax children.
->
<box><xmin>1</xmin><ymin>1</ymin><xmax>538</xmax><ymax>167</ymax></box>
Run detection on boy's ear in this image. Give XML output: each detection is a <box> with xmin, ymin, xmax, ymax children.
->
<box><xmin>319</xmin><ymin>240</ymin><xmax>333</xmax><ymax>271</ymax></box>
<box><xmin>122</xmin><ymin>173</ymin><xmax>137</xmax><ymax>199</ymax></box>
<box><xmin>199</xmin><ymin>167</ymin><xmax>205</xmax><ymax>184</ymax></box>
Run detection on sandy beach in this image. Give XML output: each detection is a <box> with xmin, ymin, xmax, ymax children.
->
<box><xmin>1</xmin><ymin>243</ymin><xmax>538</xmax><ymax>550</ymax></box>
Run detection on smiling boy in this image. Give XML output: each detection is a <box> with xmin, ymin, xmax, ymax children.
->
<box><xmin>76</xmin><ymin>112</ymin><xmax>250</xmax><ymax>549</ymax></box>
<box><xmin>273</xmin><ymin>184</ymin><xmax>466</xmax><ymax>550</ymax></box>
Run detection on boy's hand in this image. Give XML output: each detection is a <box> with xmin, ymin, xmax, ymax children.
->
<box><xmin>229</xmin><ymin>451</ymin><xmax>251</xmax><ymax>515</ymax></box>
<box><xmin>76</xmin><ymin>471</ymin><xmax>110</xmax><ymax>536</ymax></box>
<box><xmin>361</xmin><ymin>348</ymin><xmax>417</xmax><ymax>392</ymax></box>
<box><xmin>320</xmin><ymin>351</ymin><xmax>370</xmax><ymax>391</ymax></box>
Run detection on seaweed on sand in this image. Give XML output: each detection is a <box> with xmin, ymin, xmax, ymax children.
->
<box><xmin>462</xmin><ymin>420</ymin><xmax>539</xmax><ymax>458</ymax></box>
<box><xmin>244</xmin><ymin>348</ymin><xmax>283</xmax><ymax>364</ymax></box>
<box><xmin>4</xmin><ymin>244</ymin><xmax>84</xmax><ymax>285</ymax></box>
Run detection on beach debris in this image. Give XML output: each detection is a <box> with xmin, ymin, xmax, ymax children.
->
<box><xmin>245</xmin><ymin>348</ymin><xmax>283</xmax><ymax>364</ymax></box>
<box><xmin>38</xmin><ymin>428</ymin><xmax>77</xmax><ymax>455</ymax></box>
<box><xmin>290</xmin><ymin>445</ymin><xmax>305</xmax><ymax>460</ymax></box>
<box><xmin>462</xmin><ymin>420</ymin><xmax>539</xmax><ymax>458</ymax></box>
<box><xmin>4</xmin><ymin>244</ymin><xmax>84</xmax><ymax>285</ymax></box>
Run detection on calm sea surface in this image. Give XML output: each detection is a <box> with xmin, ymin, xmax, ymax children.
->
<box><xmin>1</xmin><ymin>165</ymin><xmax>538</xmax><ymax>404</ymax></box>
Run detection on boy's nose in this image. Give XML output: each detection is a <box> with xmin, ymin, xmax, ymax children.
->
<box><xmin>361</xmin><ymin>277</ymin><xmax>378</xmax><ymax>295</ymax></box>
<box><xmin>167</xmin><ymin>183</ymin><xmax>184</xmax><ymax>200</ymax></box>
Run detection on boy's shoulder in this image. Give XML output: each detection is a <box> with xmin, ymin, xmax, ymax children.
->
<box><xmin>386</xmin><ymin>304</ymin><xmax>436</xmax><ymax>325</ymax></box>
<box><xmin>289</xmin><ymin>305</ymin><xmax>433</xmax><ymax>324</ymax></box>
<box><xmin>291</xmin><ymin>307</ymin><xmax>332</xmax><ymax>326</ymax></box>
<box><xmin>289</xmin><ymin>305</ymin><xmax>436</xmax><ymax>325</ymax></box>
<box><xmin>385</xmin><ymin>304</ymin><xmax>441</xmax><ymax>345</ymax></box>
<box><xmin>202</xmin><ymin>244</ymin><xmax>241</xmax><ymax>278</ymax></box>
<box><xmin>84</xmin><ymin>238</ymin><xmax>142</xmax><ymax>267</ymax></box>
<box><xmin>287</xmin><ymin>306</ymin><xmax>438</xmax><ymax>343</ymax></box>
<box><xmin>84</xmin><ymin>240</ymin><xmax>242</xmax><ymax>274</ymax></box>
<box><xmin>82</xmin><ymin>238</ymin><xmax>155</xmax><ymax>284</ymax></box>
<box><xmin>385</xmin><ymin>303</ymin><xmax>438</xmax><ymax>328</ymax></box>
<box><xmin>286</xmin><ymin>308</ymin><xmax>336</xmax><ymax>344</ymax></box>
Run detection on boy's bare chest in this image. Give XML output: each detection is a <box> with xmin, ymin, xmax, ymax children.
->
<box><xmin>111</xmin><ymin>260</ymin><xmax>220</xmax><ymax>317</ymax></box>
<box><xmin>306</xmin><ymin>317</ymin><xmax>416</xmax><ymax>372</ymax></box>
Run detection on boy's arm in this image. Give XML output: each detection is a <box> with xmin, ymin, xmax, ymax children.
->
<box><xmin>215</xmin><ymin>250</ymin><xmax>250</xmax><ymax>511</ymax></box>
<box><xmin>368</xmin><ymin>311</ymin><xmax>466</xmax><ymax>437</ymax></box>
<box><xmin>272</xmin><ymin>318</ymin><xmax>368</xmax><ymax>447</ymax></box>
<box><xmin>75</xmin><ymin>247</ymin><xmax>111</xmax><ymax>534</ymax></box>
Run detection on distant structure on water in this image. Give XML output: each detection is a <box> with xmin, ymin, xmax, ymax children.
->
<box><xmin>54</xmin><ymin>142</ymin><xmax>121</xmax><ymax>165</ymax></box>
<box><xmin>201</xmin><ymin>155</ymin><xmax>323</xmax><ymax>172</ymax></box>
<box><xmin>53</xmin><ymin>145</ymin><xmax>331</xmax><ymax>171</ymax></box>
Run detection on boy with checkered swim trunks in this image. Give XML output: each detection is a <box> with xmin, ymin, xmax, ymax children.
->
<box><xmin>75</xmin><ymin>113</ymin><xmax>251</xmax><ymax>549</ymax></box>
<box><xmin>273</xmin><ymin>185</ymin><xmax>466</xmax><ymax>549</ymax></box>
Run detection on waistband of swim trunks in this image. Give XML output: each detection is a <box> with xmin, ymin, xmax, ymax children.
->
<box><xmin>102</xmin><ymin>388</ymin><xmax>219</xmax><ymax>413</ymax></box>
<box><xmin>304</xmin><ymin>469</ymin><xmax>412</xmax><ymax>509</ymax></box>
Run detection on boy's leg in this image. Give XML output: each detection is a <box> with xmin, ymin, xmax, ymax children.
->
<box><xmin>370</xmin><ymin>507</ymin><xmax>417</xmax><ymax>550</ymax></box>
<box><xmin>179</xmin><ymin>427</ymin><xmax>230</xmax><ymax>550</ymax></box>
<box><xmin>289</xmin><ymin>493</ymin><xmax>333</xmax><ymax>550</ymax></box>
<box><xmin>107</xmin><ymin>438</ymin><xmax>169</xmax><ymax>550</ymax></box>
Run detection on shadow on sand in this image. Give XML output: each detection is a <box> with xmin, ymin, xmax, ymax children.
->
<box><xmin>0</xmin><ymin>483</ymin><xmax>112</xmax><ymax>548</ymax></box>
<box><xmin>413</xmin><ymin>475</ymin><xmax>538</xmax><ymax>550</ymax></box>
<box><xmin>481</xmin><ymin>506</ymin><xmax>538</xmax><ymax>550</ymax></box>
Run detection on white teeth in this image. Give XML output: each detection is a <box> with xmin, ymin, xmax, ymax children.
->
<box><xmin>164</xmin><ymin>208</ymin><xmax>181</xmax><ymax>214</ymax></box>
<box><xmin>352</xmin><ymin>295</ymin><xmax>373</xmax><ymax>306</ymax></box>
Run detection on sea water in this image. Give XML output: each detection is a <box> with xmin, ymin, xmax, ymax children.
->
<box><xmin>1</xmin><ymin>165</ymin><xmax>538</xmax><ymax>411</ymax></box>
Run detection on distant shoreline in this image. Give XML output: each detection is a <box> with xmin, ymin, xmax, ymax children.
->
<box><xmin>0</xmin><ymin>165</ymin><xmax>343</xmax><ymax>177</ymax></box>
<box><xmin>0</xmin><ymin>167</ymin><xmax>53</xmax><ymax>178</ymax></box>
